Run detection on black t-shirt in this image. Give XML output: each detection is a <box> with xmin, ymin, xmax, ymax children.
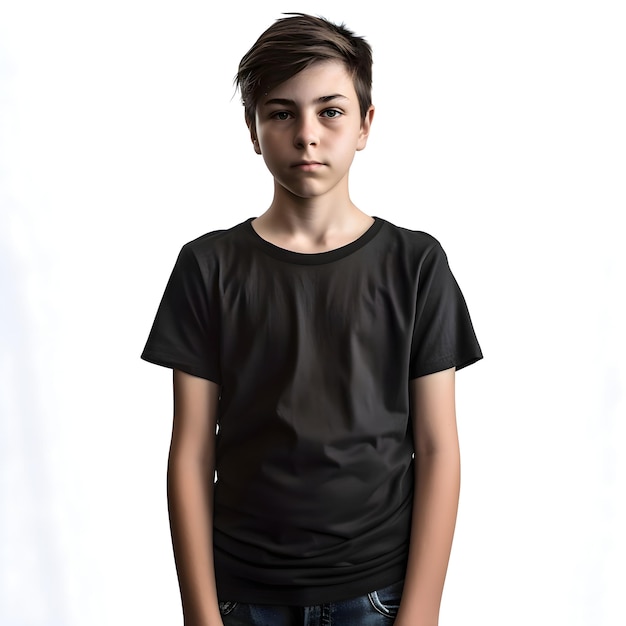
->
<box><xmin>141</xmin><ymin>217</ymin><xmax>482</xmax><ymax>605</ymax></box>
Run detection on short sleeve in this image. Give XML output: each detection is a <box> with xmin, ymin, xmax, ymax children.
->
<box><xmin>409</xmin><ymin>242</ymin><xmax>482</xmax><ymax>378</ymax></box>
<box><xmin>141</xmin><ymin>243</ymin><xmax>221</xmax><ymax>383</ymax></box>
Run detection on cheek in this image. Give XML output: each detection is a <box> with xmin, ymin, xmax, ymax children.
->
<box><xmin>258</xmin><ymin>133</ymin><xmax>283</xmax><ymax>154</ymax></box>
<box><xmin>259</xmin><ymin>149</ymin><xmax>283</xmax><ymax>176</ymax></box>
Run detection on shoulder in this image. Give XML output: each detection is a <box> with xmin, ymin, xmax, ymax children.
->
<box><xmin>376</xmin><ymin>218</ymin><xmax>447</xmax><ymax>262</ymax></box>
<box><xmin>182</xmin><ymin>218</ymin><xmax>253</xmax><ymax>254</ymax></box>
<box><xmin>176</xmin><ymin>218</ymin><xmax>255</xmax><ymax>266</ymax></box>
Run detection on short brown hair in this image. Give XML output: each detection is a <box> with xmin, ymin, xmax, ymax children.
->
<box><xmin>235</xmin><ymin>13</ymin><xmax>373</xmax><ymax>128</ymax></box>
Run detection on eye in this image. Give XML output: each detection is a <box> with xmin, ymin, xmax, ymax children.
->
<box><xmin>321</xmin><ymin>109</ymin><xmax>342</xmax><ymax>119</ymax></box>
<box><xmin>271</xmin><ymin>111</ymin><xmax>292</xmax><ymax>121</ymax></box>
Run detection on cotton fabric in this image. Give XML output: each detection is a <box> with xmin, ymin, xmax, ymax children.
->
<box><xmin>142</xmin><ymin>217</ymin><xmax>482</xmax><ymax>604</ymax></box>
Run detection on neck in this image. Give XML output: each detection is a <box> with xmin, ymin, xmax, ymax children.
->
<box><xmin>252</xmin><ymin>182</ymin><xmax>374</xmax><ymax>254</ymax></box>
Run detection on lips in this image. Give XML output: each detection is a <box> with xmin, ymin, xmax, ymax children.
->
<box><xmin>292</xmin><ymin>160</ymin><xmax>324</xmax><ymax>171</ymax></box>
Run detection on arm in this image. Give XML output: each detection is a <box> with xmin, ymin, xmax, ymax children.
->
<box><xmin>395</xmin><ymin>367</ymin><xmax>460</xmax><ymax>626</ymax></box>
<box><xmin>168</xmin><ymin>369</ymin><xmax>223</xmax><ymax>626</ymax></box>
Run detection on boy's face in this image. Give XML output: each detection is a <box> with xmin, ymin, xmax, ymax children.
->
<box><xmin>250</xmin><ymin>60</ymin><xmax>374</xmax><ymax>201</ymax></box>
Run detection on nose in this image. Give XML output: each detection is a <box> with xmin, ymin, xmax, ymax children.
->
<box><xmin>293</xmin><ymin>114</ymin><xmax>319</xmax><ymax>149</ymax></box>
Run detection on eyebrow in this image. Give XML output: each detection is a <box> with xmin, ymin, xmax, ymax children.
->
<box><xmin>263</xmin><ymin>94</ymin><xmax>349</xmax><ymax>107</ymax></box>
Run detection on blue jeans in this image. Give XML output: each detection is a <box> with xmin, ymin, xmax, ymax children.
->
<box><xmin>218</xmin><ymin>579</ymin><xmax>403</xmax><ymax>625</ymax></box>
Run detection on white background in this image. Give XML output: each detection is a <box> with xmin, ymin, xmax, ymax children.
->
<box><xmin>1</xmin><ymin>1</ymin><xmax>624</xmax><ymax>624</ymax></box>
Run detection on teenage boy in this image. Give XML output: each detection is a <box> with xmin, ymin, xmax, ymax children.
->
<box><xmin>142</xmin><ymin>12</ymin><xmax>482</xmax><ymax>626</ymax></box>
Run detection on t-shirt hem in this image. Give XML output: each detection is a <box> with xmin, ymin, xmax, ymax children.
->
<box><xmin>216</xmin><ymin>563</ymin><xmax>406</xmax><ymax>606</ymax></box>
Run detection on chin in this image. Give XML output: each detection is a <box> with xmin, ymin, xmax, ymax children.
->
<box><xmin>293</xmin><ymin>188</ymin><xmax>329</xmax><ymax>200</ymax></box>
<box><xmin>280</xmin><ymin>181</ymin><xmax>327</xmax><ymax>199</ymax></box>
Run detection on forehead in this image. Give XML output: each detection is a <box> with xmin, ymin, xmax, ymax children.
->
<box><xmin>262</xmin><ymin>60</ymin><xmax>356</xmax><ymax>103</ymax></box>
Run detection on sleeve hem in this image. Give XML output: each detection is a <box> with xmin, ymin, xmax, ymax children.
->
<box><xmin>410</xmin><ymin>352</ymin><xmax>483</xmax><ymax>379</ymax></box>
<box><xmin>141</xmin><ymin>350</ymin><xmax>221</xmax><ymax>384</ymax></box>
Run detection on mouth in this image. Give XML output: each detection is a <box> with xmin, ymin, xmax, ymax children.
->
<box><xmin>292</xmin><ymin>160</ymin><xmax>324</xmax><ymax>171</ymax></box>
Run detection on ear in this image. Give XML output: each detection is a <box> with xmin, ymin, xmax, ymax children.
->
<box><xmin>246</xmin><ymin>113</ymin><xmax>262</xmax><ymax>155</ymax></box>
<box><xmin>356</xmin><ymin>105</ymin><xmax>375</xmax><ymax>152</ymax></box>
